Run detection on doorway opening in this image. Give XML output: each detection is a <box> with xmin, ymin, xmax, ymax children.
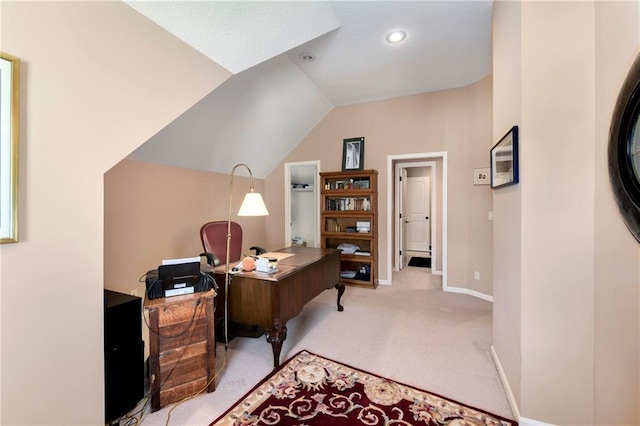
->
<box><xmin>284</xmin><ymin>161</ymin><xmax>321</xmax><ymax>248</ymax></box>
<box><xmin>396</xmin><ymin>161</ymin><xmax>437</xmax><ymax>271</ymax></box>
<box><xmin>386</xmin><ymin>152</ymin><xmax>448</xmax><ymax>288</ymax></box>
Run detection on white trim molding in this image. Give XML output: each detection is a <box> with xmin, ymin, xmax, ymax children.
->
<box><xmin>445</xmin><ymin>286</ymin><xmax>492</xmax><ymax>302</ymax></box>
<box><xmin>284</xmin><ymin>160</ymin><xmax>321</xmax><ymax>248</ymax></box>
<box><xmin>394</xmin><ymin>160</ymin><xmax>438</xmax><ymax>275</ymax></box>
<box><xmin>386</xmin><ymin>152</ymin><xmax>448</xmax><ymax>287</ymax></box>
<box><xmin>490</xmin><ymin>346</ymin><xmax>555</xmax><ymax>426</ymax></box>
<box><xmin>490</xmin><ymin>345</ymin><xmax>520</xmax><ymax>421</ymax></box>
<box><xmin>520</xmin><ymin>418</ymin><xmax>556</xmax><ymax>426</ymax></box>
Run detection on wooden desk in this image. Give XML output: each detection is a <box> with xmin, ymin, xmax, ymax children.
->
<box><xmin>213</xmin><ymin>247</ymin><xmax>344</xmax><ymax>368</ymax></box>
<box><xmin>144</xmin><ymin>290</ymin><xmax>216</xmax><ymax>412</ymax></box>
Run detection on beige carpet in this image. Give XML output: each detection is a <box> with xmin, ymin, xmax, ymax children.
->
<box><xmin>138</xmin><ymin>266</ymin><xmax>515</xmax><ymax>425</ymax></box>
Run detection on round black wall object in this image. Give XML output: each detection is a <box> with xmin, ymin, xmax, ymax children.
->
<box><xmin>609</xmin><ymin>53</ymin><xmax>640</xmax><ymax>243</ymax></box>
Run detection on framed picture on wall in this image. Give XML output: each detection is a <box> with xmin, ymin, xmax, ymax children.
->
<box><xmin>490</xmin><ymin>126</ymin><xmax>519</xmax><ymax>189</ymax></box>
<box><xmin>342</xmin><ymin>137</ymin><xmax>365</xmax><ymax>171</ymax></box>
<box><xmin>0</xmin><ymin>52</ymin><xmax>20</xmax><ymax>244</ymax></box>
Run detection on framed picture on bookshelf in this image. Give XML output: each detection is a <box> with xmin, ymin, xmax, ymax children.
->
<box><xmin>356</xmin><ymin>221</ymin><xmax>370</xmax><ymax>233</ymax></box>
<box><xmin>342</xmin><ymin>137</ymin><xmax>365</xmax><ymax>171</ymax></box>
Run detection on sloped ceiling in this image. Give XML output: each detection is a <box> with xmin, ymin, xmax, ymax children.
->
<box><xmin>125</xmin><ymin>1</ymin><xmax>493</xmax><ymax>178</ymax></box>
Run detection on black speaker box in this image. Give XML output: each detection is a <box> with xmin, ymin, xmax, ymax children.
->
<box><xmin>104</xmin><ymin>289</ymin><xmax>144</xmax><ymax>423</ymax></box>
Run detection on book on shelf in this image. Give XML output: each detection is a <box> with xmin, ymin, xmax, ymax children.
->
<box><xmin>324</xmin><ymin>178</ymin><xmax>371</xmax><ymax>190</ymax></box>
<box><xmin>354</xmin><ymin>251</ymin><xmax>370</xmax><ymax>256</ymax></box>
<box><xmin>325</xmin><ymin>197</ymin><xmax>370</xmax><ymax>211</ymax></box>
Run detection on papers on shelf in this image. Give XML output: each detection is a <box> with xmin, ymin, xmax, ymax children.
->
<box><xmin>337</xmin><ymin>243</ymin><xmax>359</xmax><ymax>254</ymax></box>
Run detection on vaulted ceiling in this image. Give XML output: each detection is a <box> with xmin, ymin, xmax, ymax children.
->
<box><xmin>124</xmin><ymin>1</ymin><xmax>493</xmax><ymax>178</ymax></box>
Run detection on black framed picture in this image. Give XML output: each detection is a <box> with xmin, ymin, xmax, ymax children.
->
<box><xmin>609</xmin><ymin>52</ymin><xmax>640</xmax><ymax>242</ymax></box>
<box><xmin>342</xmin><ymin>137</ymin><xmax>365</xmax><ymax>171</ymax></box>
<box><xmin>490</xmin><ymin>126</ymin><xmax>519</xmax><ymax>189</ymax></box>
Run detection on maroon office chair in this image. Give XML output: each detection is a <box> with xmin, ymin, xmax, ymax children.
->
<box><xmin>199</xmin><ymin>221</ymin><xmax>243</xmax><ymax>267</ymax></box>
<box><xmin>200</xmin><ymin>220</ymin><xmax>267</xmax><ymax>342</ymax></box>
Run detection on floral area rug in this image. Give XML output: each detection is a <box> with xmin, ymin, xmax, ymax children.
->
<box><xmin>210</xmin><ymin>350</ymin><xmax>518</xmax><ymax>425</ymax></box>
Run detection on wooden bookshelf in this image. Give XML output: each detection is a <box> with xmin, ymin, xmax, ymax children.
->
<box><xmin>320</xmin><ymin>170</ymin><xmax>378</xmax><ymax>288</ymax></box>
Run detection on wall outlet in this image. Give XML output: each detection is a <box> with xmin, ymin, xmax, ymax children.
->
<box><xmin>488</xmin><ymin>211</ymin><xmax>493</xmax><ymax>221</ymax></box>
<box><xmin>130</xmin><ymin>289</ymin><xmax>138</xmax><ymax>297</ymax></box>
<box><xmin>474</xmin><ymin>271</ymin><xmax>480</xmax><ymax>280</ymax></box>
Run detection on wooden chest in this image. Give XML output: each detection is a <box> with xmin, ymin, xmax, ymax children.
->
<box><xmin>144</xmin><ymin>290</ymin><xmax>216</xmax><ymax>412</ymax></box>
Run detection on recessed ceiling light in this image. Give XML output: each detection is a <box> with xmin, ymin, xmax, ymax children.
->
<box><xmin>386</xmin><ymin>31</ymin><xmax>406</xmax><ymax>44</ymax></box>
<box><xmin>299</xmin><ymin>52</ymin><xmax>315</xmax><ymax>62</ymax></box>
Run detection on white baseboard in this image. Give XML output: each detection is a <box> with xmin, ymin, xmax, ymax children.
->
<box><xmin>444</xmin><ymin>286</ymin><xmax>493</xmax><ymax>302</ymax></box>
<box><xmin>490</xmin><ymin>346</ymin><xmax>555</xmax><ymax>426</ymax></box>
<box><xmin>490</xmin><ymin>345</ymin><xmax>521</xmax><ymax>420</ymax></box>
<box><xmin>520</xmin><ymin>417</ymin><xmax>555</xmax><ymax>426</ymax></box>
<box><xmin>491</xmin><ymin>345</ymin><xmax>554</xmax><ymax>426</ymax></box>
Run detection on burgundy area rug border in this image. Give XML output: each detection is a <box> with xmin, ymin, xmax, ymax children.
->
<box><xmin>210</xmin><ymin>349</ymin><xmax>518</xmax><ymax>425</ymax></box>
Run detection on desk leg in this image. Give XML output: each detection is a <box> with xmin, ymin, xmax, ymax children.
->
<box><xmin>265</xmin><ymin>319</ymin><xmax>287</xmax><ymax>368</ymax></box>
<box><xmin>335</xmin><ymin>280</ymin><xmax>345</xmax><ymax>312</ymax></box>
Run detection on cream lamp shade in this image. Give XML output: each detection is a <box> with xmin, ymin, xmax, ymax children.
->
<box><xmin>238</xmin><ymin>191</ymin><xmax>269</xmax><ymax>216</ymax></box>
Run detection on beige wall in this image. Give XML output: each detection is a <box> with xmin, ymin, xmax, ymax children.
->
<box><xmin>0</xmin><ymin>2</ymin><xmax>230</xmax><ymax>424</ymax></box>
<box><xmin>521</xmin><ymin>3</ymin><xmax>596</xmax><ymax>422</ymax></box>
<box><xmin>593</xmin><ymin>2</ymin><xmax>640</xmax><ymax>424</ymax></box>
<box><xmin>266</xmin><ymin>77</ymin><xmax>494</xmax><ymax>292</ymax></box>
<box><xmin>104</xmin><ymin>159</ymin><xmax>267</xmax><ymax>356</ymax></box>
<box><xmin>493</xmin><ymin>1</ymin><xmax>640</xmax><ymax>424</ymax></box>
<box><xmin>492</xmin><ymin>0</ymin><xmax>523</xmax><ymax>410</ymax></box>
<box><xmin>104</xmin><ymin>160</ymin><xmax>267</xmax><ymax>297</ymax></box>
<box><xmin>466</xmin><ymin>75</ymin><xmax>495</xmax><ymax>296</ymax></box>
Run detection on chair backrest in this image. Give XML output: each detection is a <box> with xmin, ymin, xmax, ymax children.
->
<box><xmin>200</xmin><ymin>221</ymin><xmax>243</xmax><ymax>265</ymax></box>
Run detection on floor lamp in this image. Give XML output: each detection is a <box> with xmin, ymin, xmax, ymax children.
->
<box><xmin>224</xmin><ymin>163</ymin><xmax>269</xmax><ymax>350</ymax></box>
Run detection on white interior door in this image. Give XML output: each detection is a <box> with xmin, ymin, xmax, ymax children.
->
<box><xmin>406</xmin><ymin>175</ymin><xmax>431</xmax><ymax>252</ymax></box>
<box><xmin>399</xmin><ymin>169</ymin><xmax>408</xmax><ymax>269</ymax></box>
<box><xmin>390</xmin><ymin>156</ymin><xmax>443</xmax><ymax>287</ymax></box>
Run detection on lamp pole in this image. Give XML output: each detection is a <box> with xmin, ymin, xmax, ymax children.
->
<box><xmin>224</xmin><ymin>163</ymin><xmax>267</xmax><ymax>351</ymax></box>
